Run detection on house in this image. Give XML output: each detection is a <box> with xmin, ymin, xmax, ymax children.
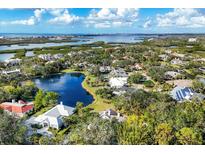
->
<box><xmin>188</xmin><ymin>38</ymin><xmax>197</xmax><ymax>43</ymax></box>
<box><xmin>171</xmin><ymin>86</ymin><xmax>194</xmax><ymax>102</ymax></box>
<box><xmin>199</xmin><ymin>67</ymin><xmax>205</xmax><ymax>73</ymax></box>
<box><xmin>99</xmin><ymin>109</ymin><xmax>125</xmax><ymax>122</ymax></box>
<box><xmin>0</xmin><ymin>69</ymin><xmax>21</xmax><ymax>75</ymax></box>
<box><xmin>53</xmin><ymin>54</ymin><xmax>64</xmax><ymax>60</ymax></box>
<box><xmin>113</xmin><ymin>86</ymin><xmax>136</xmax><ymax>96</ymax></box>
<box><xmin>109</xmin><ymin>77</ymin><xmax>128</xmax><ymax>88</ymax></box>
<box><xmin>5</xmin><ymin>58</ymin><xmax>21</xmax><ymax>66</ymax></box>
<box><xmin>0</xmin><ymin>100</ymin><xmax>34</xmax><ymax>117</ymax></box>
<box><xmin>164</xmin><ymin>71</ymin><xmax>181</xmax><ymax>80</ymax></box>
<box><xmin>38</xmin><ymin>54</ymin><xmax>52</xmax><ymax>61</ymax></box>
<box><xmin>134</xmin><ymin>63</ymin><xmax>143</xmax><ymax>70</ymax></box>
<box><xmin>170</xmin><ymin>58</ymin><xmax>183</xmax><ymax>65</ymax></box>
<box><xmin>109</xmin><ymin>68</ymin><xmax>128</xmax><ymax>78</ymax></box>
<box><xmin>164</xmin><ymin>50</ymin><xmax>172</xmax><ymax>54</ymax></box>
<box><xmin>172</xmin><ymin>53</ymin><xmax>185</xmax><ymax>59</ymax></box>
<box><xmin>99</xmin><ymin>66</ymin><xmax>112</xmax><ymax>73</ymax></box>
<box><xmin>32</xmin><ymin>102</ymin><xmax>74</xmax><ymax>129</ymax></box>
<box><xmin>109</xmin><ymin>68</ymin><xmax>128</xmax><ymax>88</ymax></box>
<box><xmin>159</xmin><ymin>54</ymin><xmax>169</xmax><ymax>61</ymax></box>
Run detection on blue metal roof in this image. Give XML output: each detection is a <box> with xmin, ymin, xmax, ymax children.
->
<box><xmin>171</xmin><ymin>86</ymin><xmax>194</xmax><ymax>101</ymax></box>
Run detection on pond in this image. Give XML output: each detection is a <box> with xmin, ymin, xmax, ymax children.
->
<box><xmin>33</xmin><ymin>73</ymin><xmax>94</xmax><ymax>107</ymax></box>
<box><xmin>0</xmin><ymin>53</ymin><xmax>15</xmax><ymax>62</ymax></box>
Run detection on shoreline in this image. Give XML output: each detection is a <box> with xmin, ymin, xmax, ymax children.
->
<box><xmin>61</xmin><ymin>69</ymin><xmax>114</xmax><ymax>112</ymax></box>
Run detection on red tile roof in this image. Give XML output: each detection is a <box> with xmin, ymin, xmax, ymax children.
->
<box><xmin>0</xmin><ymin>100</ymin><xmax>34</xmax><ymax>114</ymax></box>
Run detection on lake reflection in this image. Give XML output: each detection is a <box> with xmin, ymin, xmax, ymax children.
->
<box><xmin>33</xmin><ymin>73</ymin><xmax>94</xmax><ymax>107</ymax></box>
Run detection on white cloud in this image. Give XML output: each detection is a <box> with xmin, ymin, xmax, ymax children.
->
<box><xmin>86</xmin><ymin>8</ymin><xmax>139</xmax><ymax>28</ymax></box>
<box><xmin>0</xmin><ymin>9</ymin><xmax>45</xmax><ymax>26</ymax></box>
<box><xmin>10</xmin><ymin>17</ymin><xmax>36</xmax><ymax>25</ymax></box>
<box><xmin>156</xmin><ymin>8</ymin><xmax>205</xmax><ymax>27</ymax></box>
<box><xmin>48</xmin><ymin>9</ymin><xmax>80</xmax><ymax>25</ymax></box>
<box><xmin>143</xmin><ymin>19</ymin><xmax>152</xmax><ymax>28</ymax></box>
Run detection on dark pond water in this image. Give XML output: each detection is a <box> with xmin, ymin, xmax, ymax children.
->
<box><xmin>33</xmin><ymin>73</ymin><xmax>94</xmax><ymax>107</ymax></box>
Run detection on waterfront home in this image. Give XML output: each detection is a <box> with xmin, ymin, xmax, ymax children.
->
<box><xmin>32</xmin><ymin>102</ymin><xmax>74</xmax><ymax>129</ymax></box>
<box><xmin>170</xmin><ymin>58</ymin><xmax>183</xmax><ymax>65</ymax></box>
<box><xmin>188</xmin><ymin>38</ymin><xmax>197</xmax><ymax>43</ymax></box>
<box><xmin>0</xmin><ymin>69</ymin><xmax>21</xmax><ymax>75</ymax></box>
<box><xmin>0</xmin><ymin>99</ymin><xmax>34</xmax><ymax>117</ymax></box>
<box><xmin>171</xmin><ymin>86</ymin><xmax>194</xmax><ymax>102</ymax></box>
<box><xmin>5</xmin><ymin>58</ymin><xmax>21</xmax><ymax>66</ymax></box>
<box><xmin>164</xmin><ymin>71</ymin><xmax>181</xmax><ymax>80</ymax></box>
<box><xmin>99</xmin><ymin>109</ymin><xmax>125</xmax><ymax>122</ymax></box>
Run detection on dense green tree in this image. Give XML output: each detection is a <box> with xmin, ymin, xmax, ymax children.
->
<box><xmin>34</xmin><ymin>89</ymin><xmax>44</xmax><ymax>111</ymax></box>
<box><xmin>0</xmin><ymin>112</ymin><xmax>27</xmax><ymax>144</ymax></box>
<box><xmin>128</xmin><ymin>73</ymin><xmax>146</xmax><ymax>84</ymax></box>
<box><xmin>155</xmin><ymin>123</ymin><xmax>174</xmax><ymax>145</ymax></box>
<box><xmin>117</xmin><ymin>115</ymin><xmax>155</xmax><ymax>144</ymax></box>
<box><xmin>67</xmin><ymin>117</ymin><xmax>118</xmax><ymax>145</ymax></box>
<box><xmin>176</xmin><ymin>127</ymin><xmax>202</xmax><ymax>145</ymax></box>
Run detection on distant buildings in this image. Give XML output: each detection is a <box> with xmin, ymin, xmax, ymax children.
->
<box><xmin>0</xmin><ymin>100</ymin><xmax>34</xmax><ymax>117</ymax></box>
<box><xmin>38</xmin><ymin>54</ymin><xmax>64</xmax><ymax>61</ymax></box>
<box><xmin>188</xmin><ymin>38</ymin><xmax>197</xmax><ymax>43</ymax></box>
<box><xmin>5</xmin><ymin>58</ymin><xmax>21</xmax><ymax>66</ymax></box>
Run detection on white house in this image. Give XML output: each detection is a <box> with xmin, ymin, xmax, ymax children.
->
<box><xmin>0</xmin><ymin>69</ymin><xmax>21</xmax><ymax>75</ymax></box>
<box><xmin>38</xmin><ymin>54</ymin><xmax>52</xmax><ymax>61</ymax></box>
<box><xmin>164</xmin><ymin>71</ymin><xmax>181</xmax><ymax>80</ymax></box>
<box><xmin>53</xmin><ymin>54</ymin><xmax>64</xmax><ymax>60</ymax></box>
<box><xmin>188</xmin><ymin>38</ymin><xmax>197</xmax><ymax>43</ymax></box>
<box><xmin>109</xmin><ymin>77</ymin><xmax>128</xmax><ymax>88</ymax></box>
<box><xmin>170</xmin><ymin>58</ymin><xmax>183</xmax><ymax>65</ymax></box>
<box><xmin>33</xmin><ymin>102</ymin><xmax>74</xmax><ymax>129</ymax></box>
<box><xmin>99</xmin><ymin>109</ymin><xmax>125</xmax><ymax>122</ymax></box>
<box><xmin>5</xmin><ymin>58</ymin><xmax>21</xmax><ymax>66</ymax></box>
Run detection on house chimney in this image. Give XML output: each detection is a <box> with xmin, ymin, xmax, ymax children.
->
<box><xmin>12</xmin><ymin>99</ymin><xmax>15</xmax><ymax>104</ymax></box>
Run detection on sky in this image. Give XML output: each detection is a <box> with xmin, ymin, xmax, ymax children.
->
<box><xmin>1</xmin><ymin>8</ymin><xmax>205</xmax><ymax>34</ymax></box>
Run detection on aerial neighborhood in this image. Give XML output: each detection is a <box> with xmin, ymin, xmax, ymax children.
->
<box><xmin>0</xmin><ymin>34</ymin><xmax>205</xmax><ymax>145</ymax></box>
